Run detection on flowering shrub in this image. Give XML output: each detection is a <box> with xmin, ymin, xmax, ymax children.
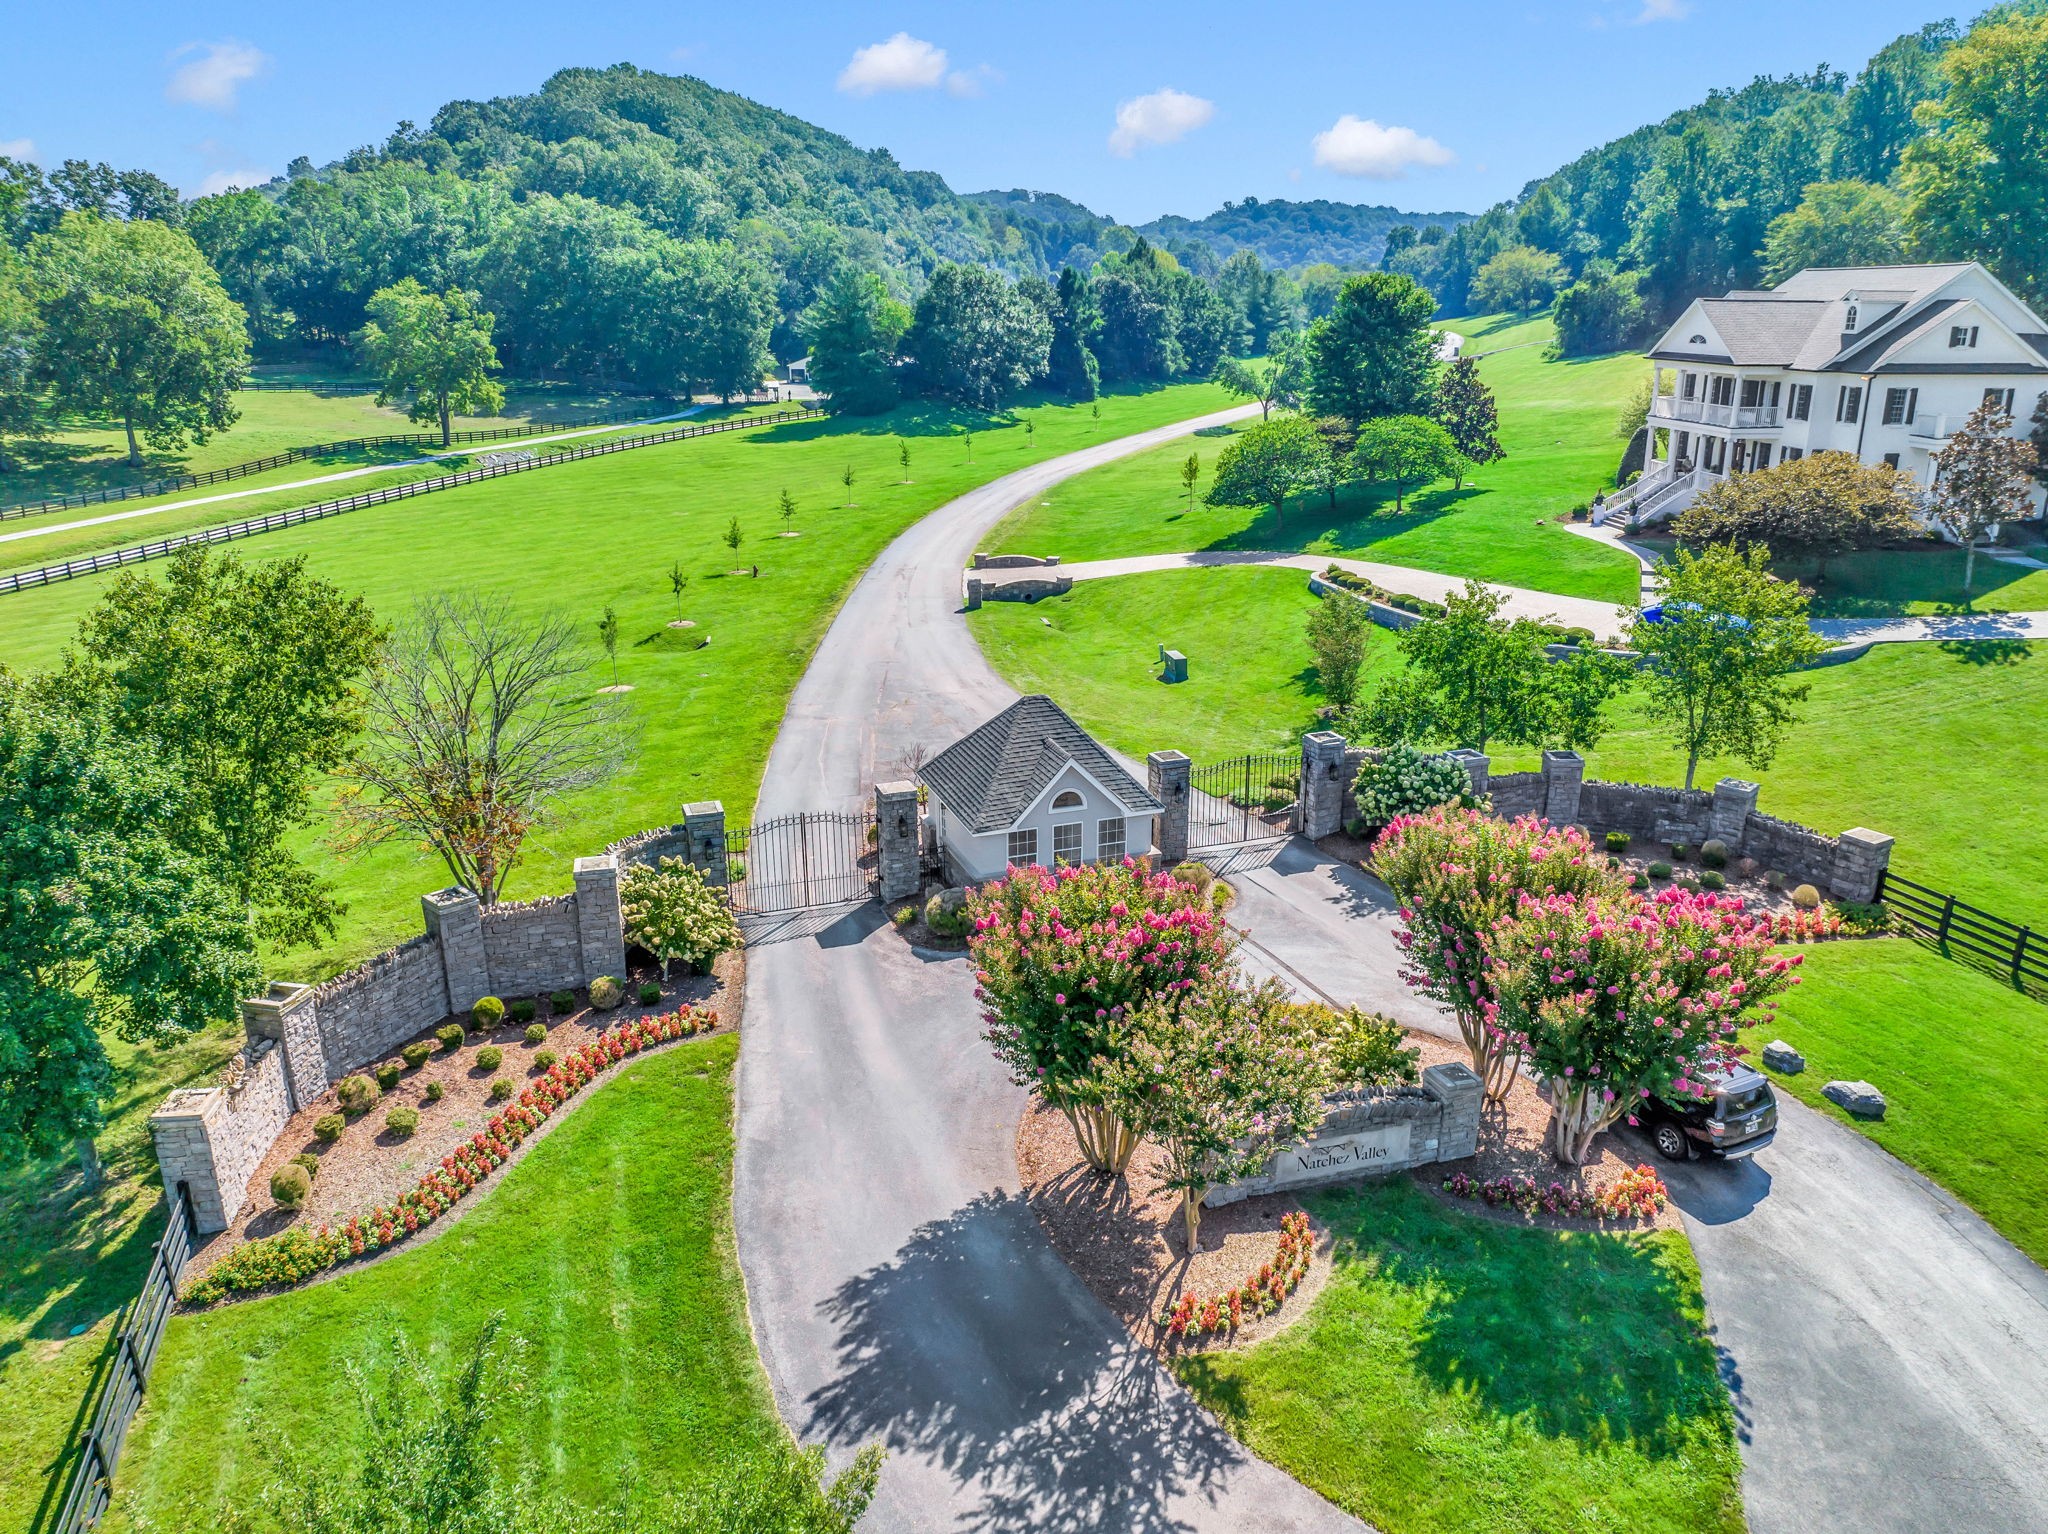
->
<box><xmin>1375</xmin><ymin>807</ymin><xmax>1622</xmax><ymax>1101</ymax></box>
<box><xmin>1772</xmin><ymin>907</ymin><xmax>1846</xmax><ymax>942</ymax></box>
<box><xmin>1352</xmin><ymin>744</ymin><xmax>1472</xmax><ymax>827</ymax></box>
<box><xmin>1485</xmin><ymin>885</ymin><xmax>1801</xmax><ymax>1165</ymax></box>
<box><xmin>1159</xmin><ymin>1211</ymin><xmax>1314</xmax><ymax>1338</ymax></box>
<box><xmin>1441</xmin><ymin>1163</ymin><xmax>1667</xmax><ymax>1221</ymax></box>
<box><xmin>183</xmin><ymin>1008</ymin><xmax>719</xmax><ymax>1306</ymax></box>
<box><xmin>620</xmin><ymin>856</ymin><xmax>741</xmax><ymax>974</ymax></box>
<box><xmin>967</xmin><ymin>858</ymin><xmax>1236</xmax><ymax>1173</ymax></box>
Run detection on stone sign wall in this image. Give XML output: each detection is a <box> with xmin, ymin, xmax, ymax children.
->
<box><xmin>1206</xmin><ymin>1062</ymin><xmax>1483</xmax><ymax>1206</ymax></box>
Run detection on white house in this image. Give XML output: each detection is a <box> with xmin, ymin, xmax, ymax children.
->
<box><xmin>1604</xmin><ymin>262</ymin><xmax>2048</xmax><ymax>527</ymax></box>
<box><xmin>918</xmin><ymin>694</ymin><xmax>1163</xmax><ymax>884</ymax></box>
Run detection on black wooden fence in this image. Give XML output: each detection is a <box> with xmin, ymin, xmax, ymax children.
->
<box><xmin>1879</xmin><ymin>871</ymin><xmax>2048</xmax><ymax>996</ymax></box>
<box><xmin>0</xmin><ymin>408</ymin><xmax>675</xmax><ymax>522</ymax></box>
<box><xmin>46</xmin><ymin>1192</ymin><xmax>191</xmax><ymax>1534</ymax></box>
<box><xmin>0</xmin><ymin>406</ymin><xmax>825</xmax><ymax>597</ymax></box>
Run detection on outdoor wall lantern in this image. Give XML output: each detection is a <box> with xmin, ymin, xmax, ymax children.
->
<box><xmin>896</xmin><ymin>811</ymin><xmax>909</xmax><ymax>837</ymax></box>
<box><xmin>1172</xmin><ymin>780</ymin><xmax>1186</xmax><ymax>801</ymax></box>
<box><xmin>1326</xmin><ymin>760</ymin><xmax>1340</xmax><ymax>780</ymax></box>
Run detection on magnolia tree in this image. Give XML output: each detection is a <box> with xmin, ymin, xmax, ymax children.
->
<box><xmin>1112</xmin><ymin>976</ymin><xmax>1328</xmax><ymax>1250</ymax></box>
<box><xmin>1375</xmin><ymin>807</ymin><xmax>1622</xmax><ymax>1102</ymax></box>
<box><xmin>1485</xmin><ymin>886</ymin><xmax>1801</xmax><ymax>1165</ymax></box>
<box><xmin>967</xmin><ymin>860</ymin><xmax>1235</xmax><ymax>1173</ymax></box>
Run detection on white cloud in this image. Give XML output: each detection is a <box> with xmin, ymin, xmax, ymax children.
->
<box><xmin>196</xmin><ymin>167</ymin><xmax>273</xmax><ymax>197</ymax></box>
<box><xmin>946</xmin><ymin>64</ymin><xmax>1000</xmax><ymax>99</ymax></box>
<box><xmin>838</xmin><ymin>33</ymin><xmax>949</xmax><ymax>96</ymax></box>
<box><xmin>0</xmin><ymin>138</ymin><xmax>34</xmax><ymax>163</ymax></box>
<box><xmin>1311</xmin><ymin>115</ymin><xmax>1455</xmax><ymax>178</ymax></box>
<box><xmin>1107</xmin><ymin>88</ymin><xmax>1214</xmax><ymax>157</ymax></box>
<box><xmin>166</xmin><ymin>39</ymin><xmax>270</xmax><ymax>111</ymax></box>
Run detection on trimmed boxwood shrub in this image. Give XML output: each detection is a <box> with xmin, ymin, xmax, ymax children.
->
<box><xmin>1791</xmin><ymin>883</ymin><xmax>1822</xmax><ymax>909</ymax></box>
<box><xmin>472</xmin><ymin>996</ymin><xmax>505</xmax><ymax>1030</ymax></box>
<box><xmin>1648</xmin><ymin>861</ymin><xmax>1673</xmax><ymax>880</ymax></box>
<box><xmin>291</xmin><ymin>1152</ymin><xmax>320</xmax><ymax>1179</ymax></box>
<box><xmin>550</xmin><ymin>989</ymin><xmax>577</xmax><ymax>1014</ymax></box>
<box><xmin>424</xmin><ymin>1080</ymin><xmax>445</xmax><ymax>1103</ymax></box>
<box><xmin>314</xmin><ymin>1113</ymin><xmax>345</xmax><ymax>1143</ymax></box>
<box><xmin>1700</xmin><ymin>839</ymin><xmax>1729</xmax><ymax>869</ymax></box>
<box><xmin>923</xmin><ymin>890</ymin><xmax>971</xmax><ymax>938</ymax></box>
<box><xmin>1631</xmin><ymin>871</ymin><xmax>1650</xmax><ymax>891</ymax></box>
<box><xmin>476</xmin><ymin>1046</ymin><xmax>503</xmax><ymax>1071</ymax></box>
<box><xmin>375</xmin><ymin>1062</ymin><xmax>402</xmax><ymax>1092</ymax></box>
<box><xmin>638</xmin><ymin>981</ymin><xmax>662</xmax><ymax>1005</ymax></box>
<box><xmin>490</xmin><ymin>1077</ymin><xmax>515</xmax><ymax>1102</ymax></box>
<box><xmin>1700</xmin><ymin>870</ymin><xmax>1727</xmax><ymax>890</ymax></box>
<box><xmin>437</xmin><ymin>1023</ymin><xmax>466</xmax><ymax>1053</ymax></box>
<box><xmin>1604</xmin><ymin>830</ymin><xmax>1631</xmax><ymax>853</ymax></box>
<box><xmin>1669</xmin><ymin>843</ymin><xmax>1690</xmax><ymax>863</ymax></box>
<box><xmin>335</xmin><ymin>1075</ymin><xmax>379</xmax><ymax>1115</ymax></box>
<box><xmin>525</xmin><ymin>1022</ymin><xmax>548</xmax><ymax>1045</ymax></box>
<box><xmin>385</xmin><ymin>1106</ymin><xmax>420</xmax><ymax>1138</ymax></box>
<box><xmin>401</xmin><ymin>1042</ymin><xmax>432</xmax><ymax>1069</ymax></box>
<box><xmin>270</xmin><ymin>1164</ymin><xmax>311</xmax><ymax>1210</ymax></box>
<box><xmin>589</xmin><ymin>976</ymin><xmax>624</xmax><ymax>1010</ymax></box>
<box><xmin>534</xmin><ymin>1049</ymin><xmax>558</xmax><ymax>1073</ymax></box>
<box><xmin>509</xmin><ymin>999</ymin><xmax>537</xmax><ymax>1024</ymax></box>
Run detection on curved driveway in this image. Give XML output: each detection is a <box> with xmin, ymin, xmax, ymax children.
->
<box><xmin>735</xmin><ymin>406</ymin><xmax>2048</xmax><ymax>1532</ymax></box>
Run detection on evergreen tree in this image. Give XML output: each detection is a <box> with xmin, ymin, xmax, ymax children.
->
<box><xmin>800</xmin><ymin>269</ymin><xmax>909</xmax><ymax>416</ymax></box>
<box><xmin>1303</xmin><ymin>272</ymin><xmax>1439</xmax><ymax>424</ymax></box>
<box><xmin>1045</xmin><ymin>267</ymin><xmax>1100</xmax><ymax>400</ymax></box>
<box><xmin>1431</xmin><ymin>356</ymin><xmax>1505</xmax><ymax>486</ymax></box>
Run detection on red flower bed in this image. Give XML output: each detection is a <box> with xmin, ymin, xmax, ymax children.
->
<box><xmin>1771</xmin><ymin>907</ymin><xmax>1845</xmax><ymax>942</ymax></box>
<box><xmin>1158</xmin><ymin>1211</ymin><xmax>1314</xmax><ymax>1338</ymax></box>
<box><xmin>1442</xmin><ymin>1161</ymin><xmax>1668</xmax><ymax>1222</ymax></box>
<box><xmin>183</xmin><ymin>1009</ymin><xmax>717</xmax><ymax>1305</ymax></box>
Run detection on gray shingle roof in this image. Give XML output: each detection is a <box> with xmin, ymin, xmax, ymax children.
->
<box><xmin>918</xmin><ymin>694</ymin><xmax>1163</xmax><ymax>834</ymax></box>
<box><xmin>1696</xmin><ymin>298</ymin><xmax>1830</xmax><ymax>365</ymax></box>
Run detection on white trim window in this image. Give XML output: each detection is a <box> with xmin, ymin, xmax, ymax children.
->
<box><xmin>1788</xmin><ymin>383</ymin><xmax>1812</xmax><ymax>421</ymax></box>
<box><xmin>1836</xmin><ymin>385</ymin><xmax>1862</xmax><ymax>423</ymax></box>
<box><xmin>1882</xmin><ymin>387</ymin><xmax>1919</xmax><ymax>426</ymax></box>
<box><xmin>1052</xmin><ymin>822</ymin><xmax>1082</xmax><ymax>865</ymax></box>
<box><xmin>1097</xmin><ymin>817</ymin><xmax>1126</xmax><ymax>862</ymax></box>
<box><xmin>1007</xmin><ymin>828</ymin><xmax>1039</xmax><ymax>867</ymax></box>
<box><xmin>1985</xmin><ymin>387</ymin><xmax>2017</xmax><ymax>416</ymax></box>
<box><xmin>1950</xmin><ymin>325</ymin><xmax>1980</xmax><ymax>349</ymax></box>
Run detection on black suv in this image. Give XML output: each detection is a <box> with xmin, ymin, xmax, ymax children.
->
<box><xmin>1641</xmin><ymin>1063</ymin><xmax>1778</xmax><ymax>1161</ymax></box>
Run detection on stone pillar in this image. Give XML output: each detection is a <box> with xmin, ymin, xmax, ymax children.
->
<box><xmin>1299</xmin><ymin>731</ymin><xmax>1350</xmax><ymax>840</ymax></box>
<box><xmin>1710</xmin><ymin>777</ymin><xmax>1759</xmax><ymax>847</ymax></box>
<box><xmin>573</xmin><ymin>854</ymin><xmax>626</xmax><ymax>982</ymax></box>
<box><xmin>1541</xmin><ymin>749</ymin><xmax>1586</xmax><ymax>826</ymax></box>
<box><xmin>1147</xmin><ymin>750</ymin><xmax>1191</xmax><ymax>867</ymax></box>
<box><xmin>684</xmin><ymin>800</ymin><xmax>730</xmax><ymax>886</ymax></box>
<box><xmin>240</xmin><ymin>982</ymin><xmax>325</xmax><ymax>1111</ymax></box>
<box><xmin>422</xmin><ymin>887</ymin><xmax>489</xmax><ymax>1016</ymax></box>
<box><xmin>150</xmin><ymin>1089</ymin><xmax>229</xmax><ymax>1236</ymax></box>
<box><xmin>1446</xmin><ymin>747</ymin><xmax>1490</xmax><ymax>798</ymax></box>
<box><xmin>875</xmin><ymin>780</ymin><xmax>923</xmax><ymax>901</ymax></box>
<box><xmin>964</xmin><ymin>577</ymin><xmax>984</xmax><ymax>612</ymax></box>
<box><xmin>1422</xmin><ymin>1060</ymin><xmax>1483</xmax><ymax>1162</ymax></box>
<box><xmin>1829</xmin><ymin>827</ymin><xmax>1895</xmax><ymax>904</ymax></box>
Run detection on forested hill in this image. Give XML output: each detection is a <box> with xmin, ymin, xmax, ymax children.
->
<box><xmin>1138</xmin><ymin>199</ymin><xmax>1470</xmax><ymax>271</ymax></box>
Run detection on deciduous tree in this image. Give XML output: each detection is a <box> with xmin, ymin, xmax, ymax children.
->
<box><xmin>901</xmin><ymin>262</ymin><xmax>1050</xmax><ymax>410</ymax></box>
<box><xmin>1932</xmin><ymin>399</ymin><xmax>2039</xmax><ymax>589</ymax></box>
<box><xmin>1304</xmin><ymin>271</ymin><xmax>1439</xmax><ymax>423</ymax></box>
<box><xmin>1630</xmin><ymin>544</ymin><xmax>1827</xmax><ymax>789</ymax></box>
<box><xmin>1205</xmin><ymin>414</ymin><xmax>1331</xmax><ymax>532</ymax></box>
<box><xmin>1471</xmin><ymin>244</ymin><xmax>1566</xmax><ymax>314</ymax></box>
<box><xmin>1305</xmin><ymin>588</ymin><xmax>1373</xmax><ymax>707</ymax></box>
<box><xmin>1675</xmin><ymin>451</ymin><xmax>1923</xmax><ymax>584</ymax></box>
<box><xmin>356</xmin><ymin>279</ymin><xmax>504</xmax><ymax>447</ymax></box>
<box><xmin>0</xmin><ymin>249</ymin><xmax>40</xmax><ymax>473</ymax></box>
<box><xmin>337</xmin><ymin>593</ymin><xmax>635</xmax><ymax>904</ymax></box>
<box><xmin>29</xmin><ymin>212</ymin><xmax>248</xmax><ymax>466</ymax></box>
<box><xmin>1352</xmin><ymin>414</ymin><xmax>1462</xmax><ymax>511</ymax></box>
<box><xmin>1761</xmin><ymin>180</ymin><xmax>1908</xmax><ymax>284</ymax></box>
<box><xmin>1550</xmin><ymin>259</ymin><xmax>1647</xmax><ymax>358</ymax></box>
<box><xmin>1045</xmin><ymin>266</ymin><xmax>1100</xmax><ymax>401</ymax></box>
<box><xmin>1212</xmin><ymin>331</ymin><xmax>1308</xmax><ymax>420</ymax></box>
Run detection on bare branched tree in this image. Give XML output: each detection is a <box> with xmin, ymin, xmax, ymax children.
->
<box><xmin>335</xmin><ymin>592</ymin><xmax>636</xmax><ymax>903</ymax></box>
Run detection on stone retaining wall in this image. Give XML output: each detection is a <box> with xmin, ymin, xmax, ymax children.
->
<box><xmin>971</xmin><ymin>552</ymin><xmax>1061</xmax><ymax>570</ymax></box>
<box><xmin>150</xmin><ymin>1039</ymin><xmax>293</xmax><ymax>1234</ymax></box>
<box><xmin>1207</xmin><ymin>1062</ymin><xmax>1483</xmax><ymax>1205</ymax></box>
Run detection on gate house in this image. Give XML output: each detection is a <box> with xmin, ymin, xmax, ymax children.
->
<box><xmin>920</xmin><ymin>695</ymin><xmax>1164</xmax><ymax>883</ymax></box>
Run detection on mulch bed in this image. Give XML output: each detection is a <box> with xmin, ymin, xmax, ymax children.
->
<box><xmin>182</xmin><ymin>950</ymin><xmax>743</xmax><ymax>1290</ymax></box>
<box><xmin>1019</xmin><ymin>1026</ymin><xmax>1677</xmax><ymax>1360</ymax></box>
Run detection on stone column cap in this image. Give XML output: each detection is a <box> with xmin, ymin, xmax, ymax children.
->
<box><xmin>1147</xmin><ymin>748</ymin><xmax>1191</xmax><ymax>766</ymax></box>
<box><xmin>1840</xmin><ymin>827</ymin><xmax>1895</xmax><ymax>853</ymax></box>
<box><xmin>1445</xmin><ymin>747</ymin><xmax>1489</xmax><ymax>765</ymax></box>
<box><xmin>876</xmin><ymin>778</ymin><xmax>918</xmax><ymax>798</ymax></box>
<box><xmin>1302</xmin><ymin>729</ymin><xmax>1348</xmax><ymax>758</ymax></box>
<box><xmin>1715</xmin><ymin>776</ymin><xmax>1760</xmax><ymax>793</ymax></box>
<box><xmin>572</xmin><ymin>852</ymin><xmax>617</xmax><ymax>874</ymax></box>
<box><xmin>1541</xmin><ymin>748</ymin><xmax>1586</xmax><ymax>769</ymax></box>
<box><xmin>683</xmin><ymin>799</ymin><xmax>725</xmax><ymax>819</ymax></box>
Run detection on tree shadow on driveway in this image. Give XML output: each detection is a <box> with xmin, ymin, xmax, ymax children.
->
<box><xmin>802</xmin><ymin>1189</ymin><xmax>1314</xmax><ymax>1534</ymax></box>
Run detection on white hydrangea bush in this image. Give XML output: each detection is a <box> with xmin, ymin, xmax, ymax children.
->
<box><xmin>1353</xmin><ymin>744</ymin><xmax>1472</xmax><ymax>826</ymax></box>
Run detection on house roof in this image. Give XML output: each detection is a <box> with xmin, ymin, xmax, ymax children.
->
<box><xmin>1695</xmin><ymin>298</ymin><xmax>1830</xmax><ymax>365</ymax></box>
<box><xmin>918</xmin><ymin>694</ymin><xmax>1163</xmax><ymax>834</ymax></box>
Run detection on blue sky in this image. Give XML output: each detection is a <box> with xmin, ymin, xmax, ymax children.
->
<box><xmin>2</xmin><ymin>1</ymin><xmax>1949</xmax><ymax>223</ymax></box>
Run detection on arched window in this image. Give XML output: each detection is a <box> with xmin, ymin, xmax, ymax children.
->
<box><xmin>1051</xmin><ymin>790</ymin><xmax>1084</xmax><ymax>809</ymax></box>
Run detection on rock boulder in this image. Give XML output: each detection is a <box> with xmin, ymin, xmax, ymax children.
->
<box><xmin>1823</xmin><ymin>1079</ymin><xmax>1886</xmax><ymax>1119</ymax></box>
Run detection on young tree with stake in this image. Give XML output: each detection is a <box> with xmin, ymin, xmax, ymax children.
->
<box><xmin>724</xmin><ymin>518</ymin><xmax>745</xmax><ymax>561</ymax></box>
<box><xmin>779</xmin><ymin>486</ymin><xmax>797</xmax><ymax>524</ymax></box>
<box><xmin>897</xmin><ymin>440</ymin><xmax>911</xmax><ymax>482</ymax></box>
<box><xmin>667</xmin><ymin>562</ymin><xmax>689</xmax><ymax>624</ymax></box>
<box><xmin>598</xmin><ymin>606</ymin><xmax>620</xmax><ymax>689</ymax></box>
<box><xmin>841</xmin><ymin>464</ymin><xmax>856</xmax><ymax>506</ymax></box>
<box><xmin>1932</xmin><ymin>400</ymin><xmax>2039</xmax><ymax>590</ymax></box>
<box><xmin>1180</xmin><ymin>452</ymin><xmax>1200</xmax><ymax>509</ymax></box>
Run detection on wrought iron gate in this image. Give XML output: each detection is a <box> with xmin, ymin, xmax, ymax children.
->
<box><xmin>1184</xmin><ymin>750</ymin><xmax>1300</xmax><ymax>850</ymax></box>
<box><xmin>723</xmin><ymin>810</ymin><xmax>878</xmax><ymax>913</ymax></box>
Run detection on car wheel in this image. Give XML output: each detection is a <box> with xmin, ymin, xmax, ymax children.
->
<box><xmin>1652</xmin><ymin>1121</ymin><xmax>1692</xmax><ymax>1162</ymax></box>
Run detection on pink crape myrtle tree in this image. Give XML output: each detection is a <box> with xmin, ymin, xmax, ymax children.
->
<box><xmin>1374</xmin><ymin>806</ymin><xmax>1623</xmax><ymax>1103</ymax></box>
<box><xmin>966</xmin><ymin>859</ymin><xmax>1237</xmax><ymax>1174</ymax></box>
<box><xmin>1485</xmin><ymin>885</ymin><xmax>1802</xmax><ymax>1166</ymax></box>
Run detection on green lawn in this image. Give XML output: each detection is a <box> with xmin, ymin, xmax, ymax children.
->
<box><xmin>972</xmin><ymin>565</ymin><xmax>1407</xmax><ymax>761</ymax></box>
<box><xmin>1177</xmin><ymin>1178</ymin><xmax>1743</xmax><ymax>1534</ymax></box>
<box><xmin>1800</xmin><ymin>546</ymin><xmax>2048</xmax><ymax>618</ymax></box>
<box><xmin>99</xmin><ymin>1035</ymin><xmax>794</xmax><ymax>1529</ymax></box>
<box><xmin>1741</xmin><ymin>937</ymin><xmax>2048</xmax><ymax>1266</ymax></box>
<box><xmin>2</xmin><ymin>380</ymin><xmax>674</xmax><ymax>507</ymax></box>
<box><xmin>986</xmin><ymin>312</ymin><xmax>1643</xmax><ymax>604</ymax></box>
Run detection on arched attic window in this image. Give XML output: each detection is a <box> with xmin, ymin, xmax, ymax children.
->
<box><xmin>1052</xmin><ymin>790</ymin><xmax>1084</xmax><ymax>809</ymax></box>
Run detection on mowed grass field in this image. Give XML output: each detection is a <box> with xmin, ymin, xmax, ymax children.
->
<box><xmin>102</xmin><ymin>1037</ymin><xmax>796</xmax><ymax>1530</ymax></box>
<box><xmin>1177</xmin><ymin>1178</ymin><xmax>1743</xmax><ymax>1534</ymax></box>
<box><xmin>1</xmin><ymin>378</ymin><xmax>675</xmax><ymax>507</ymax></box>
<box><xmin>0</xmin><ymin>381</ymin><xmax>1232</xmax><ymax>1530</ymax></box>
<box><xmin>987</xmin><ymin>312</ymin><xmax>1644</xmax><ymax>604</ymax></box>
<box><xmin>972</xmin><ymin>565</ymin><xmax>1407</xmax><ymax>760</ymax></box>
<box><xmin>1741</xmin><ymin>938</ymin><xmax>2048</xmax><ymax>1268</ymax></box>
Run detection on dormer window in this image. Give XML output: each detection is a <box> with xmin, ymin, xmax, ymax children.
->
<box><xmin>1051</xmin><ymin>790</ymin><xmax>1083</xmax><ymax>809</ymax></box>
<box><xmin>1844</xmin><ymin>304</ymin><xmax>1859</xmax><ymax>332</ymax></box>
<box><xmin>1950</xmin><ymin>325</ymin><xmax>1980</xmax><ymax>349</ymax></box>
<box><xmin>1688</xmin><ymin>334</ymin><xmax>1707</xmax><ymax>345</ymax></box>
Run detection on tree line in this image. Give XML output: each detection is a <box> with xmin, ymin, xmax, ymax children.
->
<box><xmin>1373</xmin><ymin>8</ymin><xmax>2048</xmax><ymax>352</ymax></box>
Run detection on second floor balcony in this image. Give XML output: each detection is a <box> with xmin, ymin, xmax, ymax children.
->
<box><xmin>1650</xmin><ymin>395</ymin><xmax>1782</xmax><ymax>430</ymax></box>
